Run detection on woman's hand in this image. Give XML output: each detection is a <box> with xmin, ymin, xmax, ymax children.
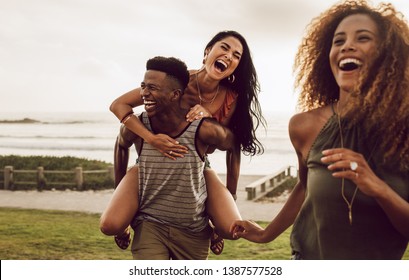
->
<box><xmin>229</xmin><ymin>220</ymin><xmax>266</xmax><ymax>242</ymax></box>
<box><xmin>321</xmin><ymin>148</ymin><xmax>387</xmax><ymax>198</ymax></box>
<box><xmin>322</xmin><ymin>148</ymin><xmax>409</xmax><ymax>238</ymax></box>
<box><xmin>148</xmin><ymin>134</ymin><xmax>188</xmax><ymax>160</ymax></box>
<box><xmin>186</xmin><ymin>104</ymin><xmax>212</xmax><ymax>122</ymax></box>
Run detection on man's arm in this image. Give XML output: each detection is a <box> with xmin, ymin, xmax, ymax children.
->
<box><xmin>113</xmin><ymin>124</ymin><xmax>138</xmax><ymax>188</ymax></box>
<box><xmin>110</xmin><ymin>89</ymin><xmax>187</xmax><ymax>159</ymax></box>
<box><xmin>199</xmin><ymin>119</ymin><xmax>235</xmax><ymax>151</ymax></box>
<box><xmin>198</xmin><ymin>119</ymin><xmax>239</xmax><ymax>196</ymax></box>
<box><xmin>225</xmin><ymin>146</ymin><xmax>240</xmax><ymax>197</ymax></box>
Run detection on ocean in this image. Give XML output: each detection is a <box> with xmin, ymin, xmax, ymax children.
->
<box><xmin>0</xmin><ymin>111</ymin><xmax>297</xmax><ymax>175</ymax></box>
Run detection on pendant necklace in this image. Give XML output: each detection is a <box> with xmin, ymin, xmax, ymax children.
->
<box><xmin>336</xmin><ymin>101</ymin><xmax>359</xmax><ymax>225</ymax></box>
<box><xmin>196</xmin><ymin>72</ymin><xmax>220</xmax><ymax>104</ymax></box>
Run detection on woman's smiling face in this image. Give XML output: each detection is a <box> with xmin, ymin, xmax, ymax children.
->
<box><xmin>204</xmin><ymin>36</ymin><xmax>243</xmax><ymax>80</ymax></box>
<box><xmin>329</xmin><ymin>13</ymin><xmax>380</xmax><ymax>93</ymax></box>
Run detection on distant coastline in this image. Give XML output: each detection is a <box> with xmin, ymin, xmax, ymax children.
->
<box><xmin>0</xmin><ymin>118</ymin><xmax>40</xmax><ymax>124</ymax></box>
<box><xmin>0</xmin><ymin>118</ymin><xmax>85</xmax><ymax>124</ymax></box>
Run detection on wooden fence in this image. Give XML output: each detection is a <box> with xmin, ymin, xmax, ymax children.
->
<box><xmin>2</xmin><ymin>166</ymin><xmax>114</xmax><ymax>191</ymax></box>
<box><xmin>2</xmin><ymin>164</ymin><xmax>296</xmax><ymax>196</ymax></box>
<box><xmin>245</xmin><ymin>165</ymin><xmax>297</xmax><ymax>200</ymax></box>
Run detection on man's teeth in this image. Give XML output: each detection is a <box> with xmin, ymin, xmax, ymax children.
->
<box><xmin>144</xmin><ymin>101</ymin><xmax>156</xmax><ymax>106</ymax></box>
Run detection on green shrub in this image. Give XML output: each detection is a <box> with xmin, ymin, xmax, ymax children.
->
<box><xmin>0</xmin><ymin>155</ymin><xmax>111</xmax><ymax>170</ymax></box>
<box><xmin>0</xmin><ymin>155</ymin><xmax>114</xmax><ymax>191</ymax></box>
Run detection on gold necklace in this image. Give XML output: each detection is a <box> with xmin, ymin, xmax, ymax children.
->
<box><xmin>195</xmin><ymin>72</ymin><xmax>220</xmax><ymax>104</ymax></box>
<box><xmin>336</xmin><ymin>101</ymin><xmax>359</xmax><ymax>225</ymax></box>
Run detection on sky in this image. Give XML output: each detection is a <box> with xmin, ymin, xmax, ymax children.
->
<box><xmin>1</xmin><ymin>0</ymin><xmax>409</xmax><ymax>115</ymax></box>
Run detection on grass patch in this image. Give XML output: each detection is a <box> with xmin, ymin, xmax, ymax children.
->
<box><xmin>0</xmin><ymin>208</ymin><xmax>123</xmax><ymax>260</ymax></box>
<box><xmin>0</xmin><ymin>207</ymin><xmax>407</xmax><ymax>260</ymax></box>
<box><xmin>0</xmin><ymin>207</ymin><xmax>292</xmax><ymax>260</ymax></box>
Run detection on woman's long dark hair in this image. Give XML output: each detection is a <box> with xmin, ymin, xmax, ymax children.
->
<box><xmin>205</xmin><ymin>30</ymin><xmax>266</xmax><ymax>156</ymax></box>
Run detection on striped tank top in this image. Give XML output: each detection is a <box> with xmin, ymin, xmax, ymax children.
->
<box><xmin>135</xmin><ymin>112</ymin><xmax>208</xmax><ymax>232</ymax></box>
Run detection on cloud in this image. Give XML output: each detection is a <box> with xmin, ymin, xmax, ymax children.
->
<box><xmin>1</xmin><ymin>0</ymin><xmax>408</xmax><ymax>113</ymax></box>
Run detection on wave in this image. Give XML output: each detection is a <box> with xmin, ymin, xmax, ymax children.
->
<box><xmin>0</xmin><ymin>118</ymin><xmax>110</xmax><ymax>125</ymax></box>
<box><xmin>0</xmin><ymin>134</ymin><xmax>107</xmax><ymax>140</ymax></box>
<box><xmin>264</xmin><ymin>147</ymin><xmax>294</xmax><ymax>154</ymax></box>
<box><xmin>0</xmin><ymin>112</ymin><xmax>295</xmax><ymax>175</ymax></box>
<box><xmin>0</xmin><ymin>143</ymin><xmax>114</xmax><ymax>151</ymax></box>
<box><xmin>42</xmin><ymin>121</ymin><xmax>90</xmax><ymax>125</ymax></box>
<box><xmin>0</xmin><ymin>144</ymin><xmax>293</xmax><ymax>156</ymax></box>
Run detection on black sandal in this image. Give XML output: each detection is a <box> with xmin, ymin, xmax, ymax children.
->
<box><xmin>210</xmin><ymin>232</ymin><xmax>224</xmax><ymax>255</ymax></box>
<box><xmin>114</xmin><ymin>227</ymin><xmax>131</xmax><ymax>250</ymax></box>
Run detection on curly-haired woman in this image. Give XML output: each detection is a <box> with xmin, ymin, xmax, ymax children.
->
<box><xmin>231</xmin><ymin>0</ymin><xmax>409</xmax><ymax>259</ymax></box>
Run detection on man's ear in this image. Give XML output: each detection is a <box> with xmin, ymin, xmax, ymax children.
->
<box><xmin>171</xmin><ymin>89</ymin><xmax>182</xmax><ymax>101</ymax></box>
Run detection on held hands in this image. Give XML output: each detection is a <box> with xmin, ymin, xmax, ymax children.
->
<box><xmin>186</xmin><ymin>105</ymin><xmax>211</xmax><ymax>122</ymax></box>
<box><xmin>321</xmin><ymin>148</ymin><xmax>387</xmax><ymax>198</ymax></box>
<box><xmin>149</xmin><ymin>134</ymin><xmax>188</xmax><ymax>160</ymax></box>
<box><xmin>229</xmin><ymin>220</ymin><xmax>266</xmax><ymax>242</ymax></box>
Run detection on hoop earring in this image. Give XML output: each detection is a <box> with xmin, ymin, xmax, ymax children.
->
<box><xmin>228</xmin><ymin>74</ymin><xmax>235</xmax><ymax>83</ymax></box>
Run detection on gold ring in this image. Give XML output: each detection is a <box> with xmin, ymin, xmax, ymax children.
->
<box><xmin>199</xmin><ymin>111</ymin><xmax>204</xmax><ymax>116</ymax></box>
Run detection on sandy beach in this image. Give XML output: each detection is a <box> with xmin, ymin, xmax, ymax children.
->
<box><xmin>0</xmin><ymin>174</ymin><xmax>286</xmax><ymax>221</ymax></box>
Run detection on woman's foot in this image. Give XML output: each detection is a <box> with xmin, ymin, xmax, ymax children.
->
<box><xmin>210</xmin><ymin>231</ymin><xmax>224</xmax><ymax>255</ymax></box>
<box><xmin>114</xmin><ymin>226</ymin><xmax>131</xmax><ymax>250</ymax></box>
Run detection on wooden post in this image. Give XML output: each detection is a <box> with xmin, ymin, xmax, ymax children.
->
<box><xmin>260</xmin><ymin>182</ymin><xmax>266</xmax><ymax>192</ymax></box>
<box><xmin>270</xmin><ymin>177</ymin><xmax>275</xmax><ymax>188</ymax></box>
<box><xmin>245</xmin><ymin>187</ymin><xmax>256</xmax><ymax>200</ymax></box>
<box><xmin>75</xmin><ymin>167</ymin><xmax>83</xmax><ymax>190</ymax></box>
<box><xmin>107</xmin><ymin>166</ymin><xmax>114</xmax><ymax>181</ymax></box>
<box><xmin>276</xmin><ymin>173</ymin><xmax>282</xmax><ymax>183</ymax></box>
<box><xmin>4</xmin><ymin>166</ymin><xmax>13</xmax><ymax>190</ymax></box>
<box><xmin>279</xmin><ymin>172</ymin><xmax>283</xmax><ymax>181</ymax></box>
<box><xmin>37</xmin><ymin>166</ymin><xmax>46</xmax><ymax>191</ymax></box>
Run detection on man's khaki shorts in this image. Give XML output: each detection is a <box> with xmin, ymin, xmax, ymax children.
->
<box><xmin>131</xmin><ymin>220</ymin><xmax>211</xmax><ymax>260</ymax></box>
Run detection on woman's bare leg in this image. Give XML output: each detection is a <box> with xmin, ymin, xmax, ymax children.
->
<box><xmin>204</xmin><ymin>169</ymin><xmax>241</xmax><ymax>239</ymax></box>
<box><xmin>99</xmin><ymin>165</ymin><xmax>139</xmax><ymax>236</ymax></box>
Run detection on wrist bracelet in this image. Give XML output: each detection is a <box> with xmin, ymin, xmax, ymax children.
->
<box><xmin>120</xmin><ymin>111</ymin><xmax>134</xmax><ymax>123</ymax></box>
<box><xmin>121</xmin><ymin>112</ymin><xmax>134</xmax><ymax>124</ymax></box>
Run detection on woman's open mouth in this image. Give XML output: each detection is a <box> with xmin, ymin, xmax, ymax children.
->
<box><xmin>339</xmin><ymin>58</ymin><xmax>362</xmax><ymax>71</ymax></box>
<box><xmin>214</xmin><ymin>59</ymin><xmax>228</xmax><ymax>72</ymax></box>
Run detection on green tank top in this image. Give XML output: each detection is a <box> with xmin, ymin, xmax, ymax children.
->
<box><xmin>290</xmin><ymin>109</ymin><xmax>408</xmax><ymax>259</ymax></box>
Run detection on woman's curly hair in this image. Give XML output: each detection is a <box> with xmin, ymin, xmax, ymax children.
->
<box><xmin>294</xmin><ymin>0</ymin><xmax>409</xmax><ymax>170</ymax></box>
